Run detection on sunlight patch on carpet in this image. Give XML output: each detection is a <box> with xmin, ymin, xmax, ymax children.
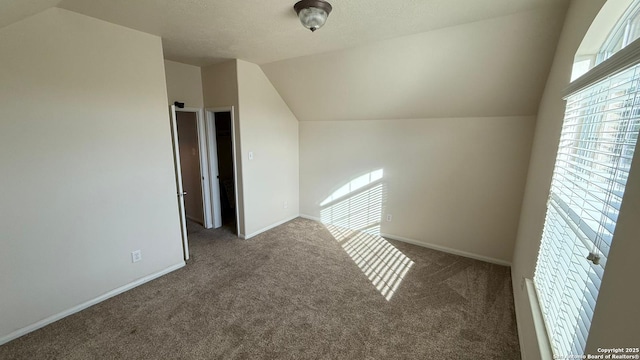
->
<box><xmin>319</xmin><ymin>169</ymin><xmax>412</xmax><ymax>301</ymax></box>
<box><xmin>341</xmin><ymin>229</ymin><xmax>414</xmax><ymax>301</ymax></box>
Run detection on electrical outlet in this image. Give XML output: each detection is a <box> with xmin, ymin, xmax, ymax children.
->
<box><xmin>283</xmin><ymin>201</ymin><xmax>288</xmax><ymax>209</ymax></box>
<box><xmin>131</xmin><ymin>250</ymin><xmax>142</xmax><ymax>263</ymax></box>
<box><xmin>386</xmin><ymin>214</ymin><xmax>392</xmax><ymax>222</ymax></box>
<box><xmin>248</xmin><ymin>151</ymin><xmax>254</xmax><ymax>160</ymax></box>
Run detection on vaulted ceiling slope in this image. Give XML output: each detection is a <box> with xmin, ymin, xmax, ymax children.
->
<box><xmin>262</xmin><ymin>3</ymin><xmax>569</xmax><ymax>121</ymax></box>
<box><xmin>0</xmin><ymin>0</ymin><xmax>569</xmax><ymax>121</ymax></box>
<box><xmin>0</xmin><ymin>0</ymin><xmax>61</xmax><ymax>29</ymax></box>
<box><xmin>1</xmin><ymin>0</ymin><xmax>565</xmax><ymax>66</ymax></box>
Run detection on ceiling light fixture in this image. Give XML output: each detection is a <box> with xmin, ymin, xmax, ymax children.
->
<box><xmin>294</xmin><ymin>0</ymin><xmax>332</xmax><ymax>32</ymax></box>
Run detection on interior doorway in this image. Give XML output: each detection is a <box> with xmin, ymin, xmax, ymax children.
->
<box><xmin>175</xmin><ymin>111</ymin><xmax>205</xmax><ymax>226</ymax></box>
<box><xmin>213</xmin><ymin>111</ymin><xmax>235</xmax><ymax>229</ymax></box>
<box><xmin>169</xmin><ymin>105</ymin><xmax>239</xmax><ymax>260</ymax></box>
<box><xmin>169</xmin><ymin>106</ymin><xmax>213</xmax><ymax>261</ymax></box>
<box><xmin>205</xmin><ymin>107</ymin><xmax>240</xmax><ymax>235</ymax></box>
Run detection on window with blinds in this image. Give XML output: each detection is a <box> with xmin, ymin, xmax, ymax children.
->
<box><xmin>533</xmin><ymin>62</ymin><xmax>640</xmax><ymax>356</ymax></box>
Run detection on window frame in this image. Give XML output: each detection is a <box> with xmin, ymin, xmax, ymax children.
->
<box><xmin>533</xmin><ymin>1</ymin><xmax>640</xmax><ymax>356</ymax></box>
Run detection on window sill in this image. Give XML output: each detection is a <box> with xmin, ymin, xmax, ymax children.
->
<box><xmin>526</xmin><ymin>278</ymin><xmax>554</xmax><ymax>360</ymax></box>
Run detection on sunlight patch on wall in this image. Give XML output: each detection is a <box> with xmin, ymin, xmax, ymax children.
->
<box><xmin>320</xmin><ymin>169</ymin><xmax>383</xmax><ymax>207</ymax></box>
<box><xmin>319</xmin><ymin>169</ymin><xmax>414</xmax><ymax>301</ymax></box>
<box><xmin>320</xmin><ymin>182</ymin><xmax>384</xmax><ymax>236</ymax></box>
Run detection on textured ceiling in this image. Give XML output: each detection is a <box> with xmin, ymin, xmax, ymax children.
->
<box><xmin>0</xmin><ymin>0</ymin><xmax>62</xmax><ymax>29</ymax></box>
<box><xmin>1</xmin><ymin>0</ymin><xmax>563</xmax><ymax>66</ymax></box>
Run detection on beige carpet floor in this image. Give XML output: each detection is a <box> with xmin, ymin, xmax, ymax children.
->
<box><xmin>0</xmin><ymin>218</ymin><xmax>521</xmax><ymax>359</ymax></box>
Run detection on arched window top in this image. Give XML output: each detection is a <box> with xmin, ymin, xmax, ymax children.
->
<box><xmin>596</xmin><ymin>0</ymin><xmax>640</xmax><ymax>64</ymax></box>
<box><xmin>572</xmin><ymin>0</ymin><xmax>639</xmax><ymax>80</ymax></box>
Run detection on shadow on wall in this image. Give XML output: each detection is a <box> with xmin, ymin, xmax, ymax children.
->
<box><xmin>319</xmin><ymin>169</ymin><xmax>414</xmax><ymax>301</ymax></box>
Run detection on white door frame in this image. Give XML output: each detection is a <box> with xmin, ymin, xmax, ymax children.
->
<box><xmin>205</xmin><ymin>106</ymin><xmax>240</xmax><ymax>236</ymax></box>
<box><xmin>169</xmin><ymin>105</ymin><xmax>189</xmax><ymax>260</ymax></box>
<box><xmin>204</xmin><ymin>111</ymin><xmax>222</xmax><ymax>229</ymax></box>
<box><xmin>175</xmin><ymin>107</ymin><xmax>214</xmax><ymax>229</ymax></box>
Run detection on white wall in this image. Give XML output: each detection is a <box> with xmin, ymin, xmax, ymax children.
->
<box><xmin>300</xmin><ymin>117</ymin><xmax>535</xmax><ymax>264</ymax></box>
<box><xmin>236</xmin><ymin>60</ymin><xmax>299</xmax><ymax>238</ymax></box>
<box><xmin>164</xmin><ymin>59</ymin><xmax>204</xmax><ymax>108</ymax></box>
<box><xmin>0</xmin><ymin>8</ymin><xmax>184</xmax><ymax>342</ymax></box>
<box><xmin>262</xmin><ymin>4</ymin><xmax>568</xmax><ymax>122</ymax></box>
<box><xmin>202</xmin><ymin>60</ymin><xmax>238</xmax><ymax>110</ymax></box>
<box><xmin>201</xmin><ymin>59</ymin><xmax>300</xmax><ymax>238</ymax></box>
<box><xmin>201</xmin><ymin>60</ymin><xmax>246</xmax><ymax>235</ymax></box>
<box><xmin>263</xmin><ymin>3</ymin><xmax>566</xmax><ymax>264</ymax></box>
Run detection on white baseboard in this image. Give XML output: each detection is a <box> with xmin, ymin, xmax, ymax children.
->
<box><xmin>297</xmin><ymin>215</ymin><xmax>511</xmax><ymax>266</ymax></box>
<box><xmin>299</xmin><ymin>214</ymin><xmax>321</xmax><ymax>222</ymax></box>
<box><xmin>243</xmin><ymin>215</ymin><xmax>299</xmax><ymax>239</ymax></box>
<box><xmin>380</xmin><ymin>233</ymin><xmax>511</xmax><ymax>266</ymax></box>
<box><xmin>0</xmin><ymin>261</ymin><xmax>186</xmax><ymax>346</ymax></box>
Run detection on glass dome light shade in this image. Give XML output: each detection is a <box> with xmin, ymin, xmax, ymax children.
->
<box><xmin>294</xmin><ymin>0</ymin><xmax>332</xmax><ymax>32</ymax></box>
<box><xmin>298</xmin><ymin>7</ymin><xmax>328</xmax><ymax>32</ymax></box>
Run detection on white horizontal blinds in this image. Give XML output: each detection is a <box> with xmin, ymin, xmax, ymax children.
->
<box><xmin>534</xmin><ymin>63</ymin><xmax>640</xmax><ymax>357</ymax></box>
